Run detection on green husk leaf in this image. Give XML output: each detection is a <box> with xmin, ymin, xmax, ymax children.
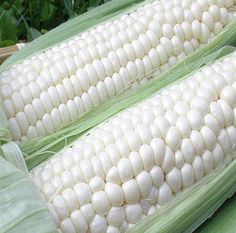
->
<box><xmin>0</xmin><ymin>0</ymin><xmax>145</xmax><ymax>72</ymax></box>
<box><xmin>0</xmin><ymin>142</ymin><xmax>28</xmax><ymax>172</ymax></box>
<box><xmin>196</xmin><ymin>194</ymin><xmax>236</xmax><ymax>233</ymax></box>
<box><xmin>0</xmin><ymin>101</ymin><xmax>11</xmax><ymax>145</ymax></box>
<box><xmin>127</xmin><ymin>159</ymin><xmax>236</xmax><ymax>233</ymax></box>
<box><xmin>21</xmin><ymin>35</ymin><xmax>236</xmax><ymax>170</ymax></box>
<box><xmin>0</xmin><ymin>157</ymin><xmax>58</xmax><ymax>233</ymax></box>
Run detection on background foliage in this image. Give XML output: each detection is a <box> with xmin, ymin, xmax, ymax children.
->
<box><xmin>0</xmin><ymin>0</ymin><xmax>111</xmax><ymax>47</ymax></box>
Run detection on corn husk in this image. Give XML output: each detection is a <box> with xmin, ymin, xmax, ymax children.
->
<box><xmin>0</xmin><ymin>156</ymin><xmax>58</xmax><ymax>233</ymax></box>
<box><xmin>196</xmin><ymin>194</ymin><xmax>236</xmax><ymax>233</ymax></box>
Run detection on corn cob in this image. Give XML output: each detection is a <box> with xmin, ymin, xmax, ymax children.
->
<box><xmin>30</xmin><ymin>49</ymin><xmax>236</xmax><ymax>233</ymax></box>
<box><xmin>1</xmin><ymin>0</ymin><xmax>235</xmax><ymax>142</ymax></box>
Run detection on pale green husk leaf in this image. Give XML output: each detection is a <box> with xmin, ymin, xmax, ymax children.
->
<box><xmin>0</xmin><ymin>142</ymin><xmax>28</xmax><ymax>172</ymax></box>
<box><xmin>196</xmin><ymin>194</ymin><xmax>236</xmax><ymax>233</ymax></box>
<box><xmin>0</xmin><ymin>103</ymin><xmax>11</xmax><ymax>145</ymax></box>
<box><xmin>0</xmin><ymin>157</ymin><xmax>58</xmax><ymax>233</ymax></box>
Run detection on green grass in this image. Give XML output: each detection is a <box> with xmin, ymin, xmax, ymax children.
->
<box><xmin>0</xmin><ymin>0</ymin><xmax>113</xmax><ymax>47</ymax></box>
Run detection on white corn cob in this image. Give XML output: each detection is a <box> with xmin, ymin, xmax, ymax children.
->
<box><xmin>1</xmin><ymin>0</ymin><xmax>235</xmax><ymax>142</ymax></box>
<box><xmin>31</xmin><ymin>51</ymin><xmax>236</xmax><ymax>233</ymax></box>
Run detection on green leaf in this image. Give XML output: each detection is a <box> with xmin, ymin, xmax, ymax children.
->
<box><xmin>13</xmin><ymin>0</ymin><xmax>24</xmax><ymax>10</ymax></box>
<box><xmin>0</xmin><ymin>7</ymin><xmax>17</xmax><ymax>42</ymax></box>
<box><xmin>0</xmin><ymin>39</ymin><xmax>15</xmax><ymax>47</ymax></box>
<box><xmin>28</xmin><ymin>0</ymin><xmax>41</xmax><ymax>29</ymax></box>
<box><xmin>0</xmin><ymin>157</ymin><xmax>58</xmax><ymax>233</ymax></box>
<box><xmin>1</xmin><ymin>1</ymin><xmax>11</xmax><ymax>10</ymax></box>
<box><xmin>27</xmin><ymin>27</ymin><xmax>41</xmax><ymax>41</ymax></box>
<box><xmin>63</xmin><ymin>0</ymin><xmax>75</xmax><ymax>18</ymax></box>
<box><xmin>89</xmin><ymin>0</ymin><xmax>103</xmax><ymax>7</ymax></box>
<box><xmin>40</xmin><ymin>1</ymin><xmax>56</xmax><ymax>22</ymax></box>
<box><xmin>196</xmin><ymin>194</ymin><xmax>236</xmax><ymax>233</ymax></box>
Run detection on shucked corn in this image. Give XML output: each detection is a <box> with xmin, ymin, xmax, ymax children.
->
<box><xmin>31</xmin><ymin>50</ymin><xmax>236</xmax><ymax>233</ymax></box>
<box><xmin>1</xmin><ymin>0</ymin><xmax>235</xmax><ymax>142</ymax></box>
